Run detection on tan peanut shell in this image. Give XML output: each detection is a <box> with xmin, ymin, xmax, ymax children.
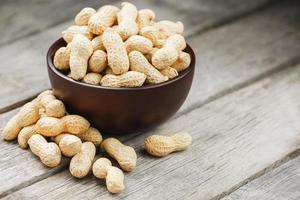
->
<box><xmin>88</xmin><ymin>5</ymin><xmax>119</xmax><ymax>35</ymax></box>
<box><xmin>145</xmin><ymin>47</ymin><xmax>158</xmax><ymax>62</ymax></box>
<box><xmin>53</xmin><ymin>46</ymin><xmax>71</xmax><ymax>70</ymax></box>
<box><xmin>140</xmin><ymin>26</ymin><xmax>165</xmax><ymax>47</ymax></box>
<box><xmin>137</xmin><ymin>9</ymin><xmax>155</xmax><ymax>31</ymax></box>
<box><xmin>154</xmin><ymin>20</ymin><xmax>184</xmax><ymax>37</ymax></box>
<box><xmin>75</xmin><ymin>7</ymin><xmax>96</xmax><ymax>26</ymax></box>
<box><xmin>62</xmin><ymin>115</ymin><xmax>90</xmax><ymax>135</ymax></box>
<box><xmin>171</xmin><ymin>51</ymin><xmax>191</xmax><ymax>72</ymax></box>
<box><xmin>92</xmin><ymin>158</ymin><xmax>125</xmax><ymax>193</ymax></box>
<box><xmin>69</xmin><ymin>34</ymin><xmax>93</xmax><ymax>80</ymax></box>
<box><xmin>70</xmin><ymin>142</ymin><xmax>96</xmax><ymax>178</ymax></box>
<box><xmin>53</xmin><ymin>134</ymin><xmax>82</xmax><ymax>157</ymax></box>
<box><xmin>152</xmin><ymin>34</ymin><xmax>186</xmax><ymax>69</ymax></box>
<box><xmin>117</xmin><ymin>2</ymin><xmax>138</xmax><ymax>40</ymax></box>
<box><xmin>37</xmin><ymin>90</ymin><xmax>66</xmax><ymax>118</ymax></box>
<box><xmin>102</xmin><ymin>29</ymin><xmax>129</xmax><ymax>74</ymax></box>
<box><xmin>104</xmin><ymin>66</ymin><xmax>115</xmax><ymax>75</ymax></box>
<box><xmin>160</xmin><ymin>67</ymin><xmax>178</xmax><ymax>79</ymax></box>
<box><xmin>101</xmin><ymin>138</ymin><xmax>137</xmax><ymax>172</ymax></box>
<box><xmin>91</xmin><ymin>35</ymin><xmax>105</xmax><ymax>51</ymax></box>
<box><xmin>125</xmin><ymin>35</ymin><xmax>153</xmax><ymax>54</ymax></box>
<box><xmin>28</xmin><ymin>134</ymin><xmax>61</xmax><ymax>167</ymax></box>
<box><xmin>100</xmin><ymin>71</ymin><xmax>146</xmax><ymax>88</ymax></box>
<box><xmin>144</xmin><ymin>132</ymin><xmax>192</xmax><ymax>157</ymax></box>
<box><xmin>3</xmin><ymin>101</ymin><xmax>40</xmax><ymax>141</ymax></box>
<box><xmin>62</xmin><ymin>25</ymin><xmax>93</xmax><ymax>43</ymax></box>
<box><xmin>82</xmin><ymin>72</ymin><xmax>102</xmax><ymax>85</ymax></box>
<box><xmin>88</xmin><ymin>50</ymin><xmax>107</xmax><ymax>73</ymax></box>
<box><xmin>18</xmin><ymin>125</ymin><xmax>36</xmax><ymax>148</ymax></box>
<box><xmin>77</xmin><ymin>127</ymin><xmax>103</xmax><ymax>146</ymax></box>
<box><xmin>129</xmin><ymin>51</ymin><xmax>168</xmax><ymax>84</ymax></box>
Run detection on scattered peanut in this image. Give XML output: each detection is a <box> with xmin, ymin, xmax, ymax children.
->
<box><xmin>125</xmin><ymin>35</ymin><xmax>153</xmax><ymax>54</ymax></box>
<box><xmin>88</xmin><ymin>50</ymin><xmax>107</xmax><ymax>73</ymax></box>
<box><xmin>92</xmin><ymin>158</ymin><xmax>125</xmax><ymax>193</ymax></box>
<box><xmin>137</xmin><ymin>9</ymin><xmax>155</xmax><ymax>31</ymax></box>
<box><xmin>82</xmin><ymin>72</ymin><xmax>102</xmax><ymax>85</ymax></box>
<box><xmin>100</xmin><ymin>71</ymin><xmax>146</xmax><ymax>88</ymax></box>
<box><xmin>75</xmin><ymin>7</ymin><xmax>96</xmax><ymax>26</ymax></box>
<box><xmin>160</xmin><ymin>67</ymin><xmax>179</xmax><ymax>79</ymax></box>
<box><xmin>28</xmin><ymin>134</ymin><xmax>61</xmax><ymax>167</ymax></box>
<box><xmin>117</xmin><ymin>2</ymin><xmax>138</xmax><ymax>40</ymax></box>
<box><xmin>171</xmin><ymin>51</ymin><xmax>191</xmax><ymax>72</ymax></box>
<box><xmin>37</xmin><ymin>90</ymin><xmax>66</xmax><ymax>118</ymax></box>
<box><xmin>76</xmin><ymin>127</ymin><xmax>103</xmax><ymax>146</ymax></box>
<box><xmin>62</xmin><ymin>25</ymin><xmax>93</xmax><ymax>43</ymax></box>
<box><xmin>129</xmin><ymin>51</ymin><xmax>168</xmax><ymax>84</ymax></box>
<box><xmin>53</xmin><ymin>134</ymin><xmax>82</xmax><ymax>157</ymax></box>
<box><xmin>144</xmin><ymin>132</ymin><xmax>192</xmax><ymax>157</ymax></box>
<box><xmin>18</xmin><ymin>125</ymin><xmax>36</xmax><ymax>149</ymax></box>
<box><xmin>70</xmin><ymin>142</ymin><xmax>96</xmax><ymax>178</ymax></box>
<box><xmin>101</xmin><ymin>138</ymin><xmax>137</xmax><ymax>172</ymax></box>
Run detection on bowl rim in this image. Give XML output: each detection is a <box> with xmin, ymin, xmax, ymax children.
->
<box><xmin>47</xmin><ymin>38</ymin><xmax>195</xmax><ymax>91</ymax></box>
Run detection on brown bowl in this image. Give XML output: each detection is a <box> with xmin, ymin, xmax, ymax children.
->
<box><xmin>47</xmin><ymin>38</ymin><xmax>195</xmax><ymax>134</ymax></box>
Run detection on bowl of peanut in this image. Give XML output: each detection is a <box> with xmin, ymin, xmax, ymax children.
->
<box><xmin>47</xmin><ymin>2</ymin><xmax>195</xmax><ymax>134</ymax></box>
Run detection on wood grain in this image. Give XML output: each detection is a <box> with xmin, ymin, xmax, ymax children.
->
<box><xmin>3</xmin><ymin>63</ymin><xmax>300</xmax><ymax>200</ymax></box>
<box><xmin>223</xmin><ymin>156</ymin><xmax>300</xmax><ymax>200</ymax></box>
<box><xmin>0</xmin><ymin>0</ymin><xmax>285</xmax><ymax>113</ymax></box>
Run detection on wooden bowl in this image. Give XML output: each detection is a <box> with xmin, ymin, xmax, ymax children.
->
<box><xmin>47</xmin><ymin>38</ymin><xmax>195</xmax><ymax>134</ymax></box>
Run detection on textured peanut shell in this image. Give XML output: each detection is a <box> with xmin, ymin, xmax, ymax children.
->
<box><xmin>53</xmin><ymin>46</ymin><xmax>71</xmax><ymax>71</ymax></box>
<box><xmin>62</xmin><ymin>25</ymin><xmax>93</xmax><ymax>43</ymax></box>
<box><xmin>35</xmin><ymin>117</ymin><xmax>65</xmax><ymax>137</ymax></box>
<box><xmin>91</xmin><ymin>35</ymin><xmax>105</xmax><ymax>51</ymax></box>
<box><xmin>18</xmin><ymin>125</ymin><xmax>36</xmax><ymax>149</ymax></box>
<box><xmin>140</xmin><ymin>26</ymin><xmax>165</xmax><ymax>47</ymax></box>
<box><xmin>82</xmin><ymin>73</ymin><xmax>102</xmax><ymax>85</ymax></box>
<box><xmin>75</xmin><ymin>7</ymin><xmax>96</xmax><ymax>26</ymax></box>
<box><xmin>69</xmin><ymin>142</ymin><xmax>96</xmax><ymax>178</ymax></box>
<box><xmin>137</xmin><ymin>9</ymin><xmax>155</xmax><ymax>31</ymax></box>
<box><xmin>28</xmin><ymin>134</ymin><xmax>61</xmax><ymax>167</ymax></box>
<box><xmin>154</xmin><ymin>20</ymin><xmax>184</xmax><ymax>37</ymax></box>
<box><xmin>101</xmin><ymin>138</ymin><xmax>137</xmax><ymax>172</ymax></box>
<box><xmin>77</xmin><ymin>127</ymin><xmax>103</xmax><ymax>146</ymax></box>
<box><xmin>88</xmin><ymin>50</ymin><xmax>107</xmax><ymax>73</ymax></box>
<box><xmin>62</xmin><ymin>115</ymin><xmax>90</xmax><ymax>135</ymax></box>
<box><xmin>145</xmin><ymin>48</ymin><xmax>158</xmax><ymax>62</ymax></box>
<box><xmin>54</xmin><ymin>134</ymin><xmax>82</xmax><ymax>157</ymax></box>
<box><xmin>100</xmin><ymin>71</ymin><xmax>146</xmax><ymax>88</ymax></box>
<box><xmin>92</xmin><ymin>157</ymin><xmax>112</xmax><ymax>179</ymax></box>
<box><xmin>104</xmin><ymin>66</ymin><xmax>115</xmax><ymax>75</ymax></box>
<box><xmin>125</xmin><ymin>35</ymin><xmax>153</xmax><ymax>54</ymax></box>
<box><xmin>144</xmin><ymin>132</ymin><xmax>192</xmax><ymax>157</ymax></box>
<box><xmin>160</xmin><ymin>67</ymin><xmax>178</xmax><ymax>79</ymax></box>
<box><xmin>102</xmin><ymin>29</ymin><xmax>129</xmax><ymax>74</ymax></box>
<box><xmin>117</xmin><ymin>2</ymin><xmax>138</xmax><ymax>40</ymax></box>
<box><xmin>129</xmin><ymin>51</ymin><xmax>168</xmax><ymax>84</ymax></box>
<box><xmin>171</xmin><ymin>51</ymin><xmax>191</xmax><ymax>72</ymax></box>
<box><xmin>37</xmin><ymin>90</ymin><xmax>66</xmax><ymax>118</ymax></box>
<box><xmin>88</xmin><ymin>5</ymin><xmax>119</xmax><ymax>35</ymax></box>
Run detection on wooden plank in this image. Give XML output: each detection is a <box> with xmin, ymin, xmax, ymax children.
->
<box><xmin>3</xmin><ymin>63</ymin><xmax>300</xmax><ymax>200</ymax></box>
<box><xmin>1</xmin><ymin>0</ymin><xmax>300</xmax><ymax>196</ymax></box>
<box><xmin>0</xmin><ymin>0</ymin><xmax>282</xmax><ymax>113</ymax></box>
<box><xmin>223</xmin><ymin>156</ymin><xmax>300</xmax><ymax>200</ymax></box>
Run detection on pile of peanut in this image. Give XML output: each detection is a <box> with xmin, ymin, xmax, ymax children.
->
<box><xmin>53</xmin><ymin>2</ymin><xmax>191</xmax><ymax>87</ymax></box>
<box><xmin>2</xmin><ymin>90</ymin><xmax>192</xmax><ymax>194</ymax></box>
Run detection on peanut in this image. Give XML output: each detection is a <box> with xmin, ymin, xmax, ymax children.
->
<box><xmin>88</xmin><ymin>5</ymin><xmax>119</xmax><ymax>35</ymax></box>
<box><xmin>77</xmin><ymin>127</ymin><xmax>103</xmax><ymax>146</ymax></box>
<box><xmin>140</xmin><ymin>26</ymin><xmax>165</xmax><ymax>47</ymax></box>
<box><xmin>129</xmin><ymin>51</ymin><xmax>168</xmax><ymax>84</ymax></box>
<box><xmin>92</xmin><ymin>158</ymin><xmax>125</xmax><ymax>193</ymax></box>
<box><xmin>91</xmin><ymin>35</ymin><xmax>105</xmax><ymax>51</ymax></box>
<box><xmin>69</xmin><ymin>34</ymin><xmax>93</xmax><ymax>80</ymax></box>
<box><xmin>62</xmin><ymin>25</ymin><xmax>93</xmax><ymax>43</ymax></box>
<box><xmin>28</xmin><ymin>134</ymin><xmax>61</xmax><ymax>167</ymax></box>
<box><xmin>18</xmin><ymin>125</ymin><xmax>36</xmax><ymax>148</ymax></box>
<box><xmin>88</xmin><ymin>50</ymin><xmax>107</xmax><ymax>73</ymax></box>
<box><xmin>35</xmin><ymin>115</ymin><xmax>90</xmax><ymax>137</ymax></box>
<box><xmin>100</xmin><ymin>71</ymin><xmax>146</xmax><ymax>88</ymax></box>
<box><xmin>101</xmin><ymin>138</ymin><xmax>137</xmax><ymax>172</ymax></box>
<box><xmin>3</xmin><ymin>101</ymin><xmax>40</xmax><ymax>141</ymax></box>
<box><xmin>53</xmin><ymin>133</ymin><xmax>82</xmax><ymax>157</ymax></box>
<box><xmin>82</xmin><ymin>72</ymin><xmax>102</xmax><ymax>85</ymax></box>
<box><xmin>70</xmin><ymin>142</ymin><xmax>96</xmax><ymax>178</ymax></box>
<box><xmin>137</xmin><ymin>9</ymin><xmax>155</xmax><ymax>31</ymax></box>
<box><xmin>104</xmin><ymin>66</ymin><xmax>115</xmax><ymax>75</ymax></box>
<box><xmin>152</xmin><ymin>34</ymin><xmax>186</xmax><ymax>69</ymax></box>
<box><xmin>171</xmin><ymin>51</ymin><xmax>191</xmax><ymax>72</ymax></box>
<box><xmin>145</xmin><ymin>47</ymin><xmax>158</xmax><ymax>62</ymax></box>
<box><xmin>154</xmin><ymin>20</ymin><xmax>184</xmax><ymax>37</ymax></box>
<box><xmin>160</xmin><ymin>67</ymin><xmax>178</xmax><ymax>79</ymax></box>
<box><xmin>75</xmin><ymin>7</ymin><xmax>96</xmax><ymax>26</ymax></box>
<box><xmin>125</xmin><ymin>35</ymin><xmax>153</xmax><ymax>54</ymax></box>
<box><xmin>53</xmin><ymin>46</ymin><xmax>71</xmax><ymax>71</ymax></box>
<box><xmin>117</xmin><ymin>2</ymin><xmax>138</xmax><ymax>40</ymax></box>
<box><xmin>102</xmin><ymin>29</ymin><xmax>129</xmax><ymax>74</ymax></box>
<box><xmin>144</xmin><ymin>132</ymin><xmax>192</xmax><ymax>157</ymax></box>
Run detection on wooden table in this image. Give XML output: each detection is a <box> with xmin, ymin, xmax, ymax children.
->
<box><xmin>1</xmin><ymin>0</ymin><xmax>300</xmax><ymax>199</ymax></box>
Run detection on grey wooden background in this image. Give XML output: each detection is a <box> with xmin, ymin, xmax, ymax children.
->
<box><xmin>0</xmin><ymin>0</ymin><xmax>300</xmax><ymax>199</ymax></box>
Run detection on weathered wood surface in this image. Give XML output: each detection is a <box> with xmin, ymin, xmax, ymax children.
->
<box><xmin>0</xmin><ymin>0</ymin><xmax>300</xmax><ymax>197</ymax></box>
<box><xmin>0</xmin><ymin>0</ymin><xmax>283</xmax><ymax>113</ymax></box>
<box><xmin>223</xmin><ymin>156</ymin><xmax>300</xmax><ymax>200</ymax></box>
<box><xmin>4</xmin><ymin>63</ymin><xmax>300</xmax><ymax>200</ymax></box>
